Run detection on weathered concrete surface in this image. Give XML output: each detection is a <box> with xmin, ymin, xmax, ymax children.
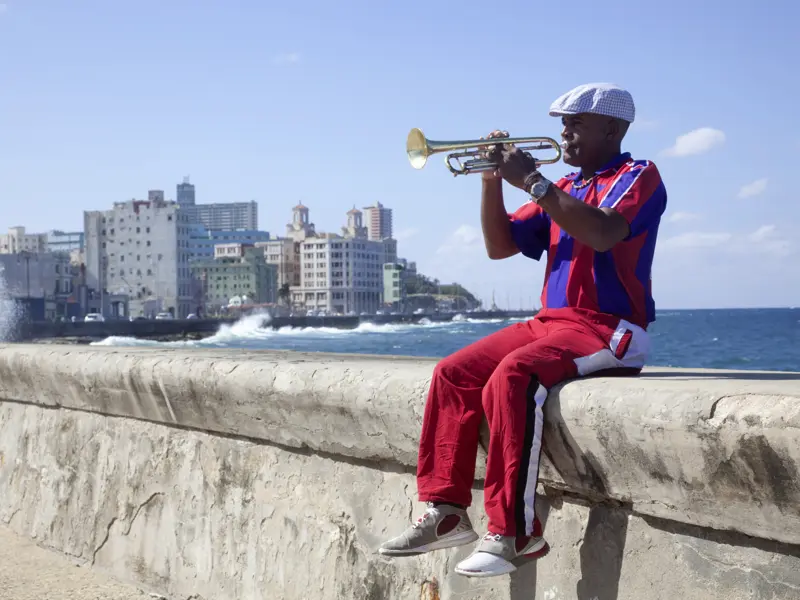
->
<box><xmin>0</xmin><ymin>524</ymin><xmax>150</xmax><ymax>600</ymax></box>
<box><xmin>2</xmin><ymin>401</ymin><xmax>799</xmax><ymax>600</ymax></box>
<box><xmin>0</xmin><ymin>345</ymin><xmax>798</xmax><ymax>547</ymax></box>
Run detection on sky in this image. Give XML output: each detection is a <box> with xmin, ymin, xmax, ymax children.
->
<box><xmin>1</xmin><ymin>0</ymin><xmax>798</xmax><ymax>310</ymax></box>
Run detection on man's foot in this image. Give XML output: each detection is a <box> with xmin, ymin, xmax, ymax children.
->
<box><xmin>454</xmin><ymin>531</ymin><xmax>549</xmax><ymax>577</ymax></box>
<box><xmin>379</xmin><ymin>502</ymin><xmax>479</xmax><ymax>556</ymax></box>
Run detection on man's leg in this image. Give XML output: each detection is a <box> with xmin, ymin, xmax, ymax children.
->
<box><xmin>379</xmin><ymin>321</ymin><xmax>542</xmax><ymax>556</ymax></box>
<box><xmin>455</xmin><ymin>315</ymin><xmax>645</xmax><ymax>576</ymax></box>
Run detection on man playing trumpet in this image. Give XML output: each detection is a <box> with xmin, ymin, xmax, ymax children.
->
<box><xmin>380</xmin><ymin>83</ymin><xmax>668</xmax><ymax>578</ymax></box>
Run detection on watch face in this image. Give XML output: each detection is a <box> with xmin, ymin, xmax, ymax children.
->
<box><xmin>533</xmin><ymin>181</ymin><xmax>548</xmax><ymax>197</ymax></box>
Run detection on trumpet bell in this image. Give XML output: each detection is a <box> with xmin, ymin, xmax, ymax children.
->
<box><xmin>406</xmin><ymin>128</ymin><xmax>430</xmax><ymax>170</ymax></box>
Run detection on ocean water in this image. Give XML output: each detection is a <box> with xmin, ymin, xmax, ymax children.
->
<box><xmin>91</xmin><ymin>308</ymin><xmax>800</xmax><ymax>372</ymax></box>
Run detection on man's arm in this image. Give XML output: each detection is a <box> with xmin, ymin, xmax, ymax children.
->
<box><xmin>481</xmin><ymin>177</ymin><xmax>519</xmax><ymax>260</ymax></box>
<box><xmin>536</xmin><ymin>162</ymin><xmax>665</xmax><ymax>252</ymax></box>
<box><xmin>536</xmin><ymin>188</ymin><xmax>627</xmax><ymax>253</ymax></box>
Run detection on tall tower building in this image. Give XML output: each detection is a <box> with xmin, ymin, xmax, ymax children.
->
<box><xmin>177</xmin><ymin>177</ymin><xmax>196</xmax><ymax>207</ymax></box>
<box><xmin>363</xmin><ymin>202</ymin><xmax>393</xmax><ymax>241</ymax></box>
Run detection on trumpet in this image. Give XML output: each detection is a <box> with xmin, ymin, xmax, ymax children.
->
<box><xmin>406</xmin><ymin>128</ymin><xmax>563</xmax><ymax>176</ymax></box>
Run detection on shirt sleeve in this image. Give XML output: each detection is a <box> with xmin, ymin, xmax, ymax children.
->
<box><xmin>508</xmin><ymin>202</ymin><xmax>551</xmax><ymax>260</ymax></box>
<box><xmin>599</xmin><ymin>161</ymin><xmax>667</xmax><ymax>238</ymax></box>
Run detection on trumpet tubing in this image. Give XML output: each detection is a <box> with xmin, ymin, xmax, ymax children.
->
<box><xmin>406</xmin><ymin>128</ymin><xmax>563</xmax><ymax>176</ymax></box>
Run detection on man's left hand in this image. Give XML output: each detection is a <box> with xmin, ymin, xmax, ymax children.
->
<box><xmin>488</xmin><ymin>143</ymin><xmax>540</xmax><ymax>191</ymax></box>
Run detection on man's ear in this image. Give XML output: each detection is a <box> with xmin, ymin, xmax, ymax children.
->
<box><xmin>606</xmin><ymin>118</ymin><xmax>620</xmax><ymax>141</ymax></box>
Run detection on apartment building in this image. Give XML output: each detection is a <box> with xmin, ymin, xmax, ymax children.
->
<box><xmin>172</xmin><ymin>178</ymin><xmax>258</xmax><ymax>230</ymax></box>
<box><xmin>191</xmin><ymin>243</ymin><xmax>278</xmax><ymax>312</ymax></box>
<box><xmin>84</xmin><ymin>197</ymin><xmax>197</xmax><ymax>318</ymax></box>
<box><xmin>363</xmin><ymin>202</ymin><xmax>393</xmax><ymax>241</ymax></box>
<box><xmin>299</xmin><ymin>209</ymin><xmax>385</xmax><ymax>314</ymax></box>
<box><xmin>188</xmin><ymin>225</ymin><xmax>271</xmax><ymax>261</ymax></box>
<box><xmin>0</xmin><ymin>227</ymin><xmax>48</xmax><ymax>254</ymax></box>
<box><xmin>255</xmin><ymin>237</ymin><xmax>301</xmax><ymax>290</ymax></box>
<box><xmin>184</xmin><ymin>201</ymin><xmax>258</xmax><ymax>231</ymax></box>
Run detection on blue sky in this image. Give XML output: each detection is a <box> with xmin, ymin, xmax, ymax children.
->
<box><xmin>1</xmin><ymin>0</ymin><xmax>798</xmax><ymax>309</ymax></box>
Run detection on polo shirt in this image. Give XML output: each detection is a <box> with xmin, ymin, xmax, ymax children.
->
<box><xmin>509</xmin><ymin>153</ymin><xmax>667</xmax><ymax>329</ymax></box>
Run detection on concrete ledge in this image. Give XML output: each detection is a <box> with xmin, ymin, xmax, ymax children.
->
<box><xmin>0</xmin><ymin>344</ymin><xmax>799</xmax><ymax>547</ymax></box>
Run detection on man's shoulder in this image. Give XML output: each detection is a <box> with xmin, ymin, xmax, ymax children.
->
<box><xmin>619</xmin><ymin>157</ymin><xmax>662</xmax><ymax>180</ymax></box>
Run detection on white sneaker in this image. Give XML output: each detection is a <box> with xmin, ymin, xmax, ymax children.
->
<box><xmin>379</xmin><ymin>502</ymin><xmax>479</xmax><ymax>556</ymax></box>
<box><xmin>454</xmin><ymin>531</ymin><xmax>549</xmax><ymax>577</ymax></box>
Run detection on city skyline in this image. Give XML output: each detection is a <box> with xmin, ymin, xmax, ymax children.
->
<box><xmin>1</xmin><ymin>1</ymin><xmax>798</xmax><ymax>309</ymax></box>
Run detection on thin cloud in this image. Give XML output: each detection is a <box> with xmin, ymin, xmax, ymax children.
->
<box><xmin>394</xmin><ymin>227</ymin><xmax>420</xmax><ymax>242</ymax></box>
<box><xmin>667</xmin><ymin>211</ymin><xmax>701</xmax><ymax>224</ymax></box>
<box><xmin>661</xmin><ymin>231</ymin><xmax>732</xmax><ymax>250</ymax></box>
<box><xmin>436</xmin><ymin>224</ymin><xmax>482</xmax><ymax>255</ymax></box>
<box><xmin>661</xmin><ymin>224</ymin><xmax>794</xmax><ymax>258</ymax></box>
<box><xmin>747</xmin><ymin>224</ymin><xmax>793</xmax><ymax>257</ymax></box>
<box><xmin>272</xmin><ymin>52</ymin><xmax>301</xmax><ymax>66</ymax></box>
<box><xmin>737</xmin><ymin>178</ymin><xmax>768</xmax><ymax>199</ymax></box>
<box><xmin>632</xmin><ymin>118</ymin><xmax>659</xmax><ymax>131</ymax></box>
<box><xmin>0</xmin><ymin>4</ymin><xmax>7</xmax><ymax>14</ymax></box>
<box><xmin>661</xmin><ymin>127</ymin><xmax>726</xmax><ymax>157</ymax></box>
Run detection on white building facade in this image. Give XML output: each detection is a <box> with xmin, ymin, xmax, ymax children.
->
<box><xmin>84</xmin><ymin>198</ymin><xmax>197</xmax><ymax>318</ymax></box>
<box><xmin>0</xmin><ymin>227</ymin><xmax>48</xmax><ymax>254</ymax></box>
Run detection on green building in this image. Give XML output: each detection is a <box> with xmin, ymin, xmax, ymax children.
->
<box><xmin>191</xmin><ymin>243</ymin><xmax>278</xmax><ymax>312</ymax></box>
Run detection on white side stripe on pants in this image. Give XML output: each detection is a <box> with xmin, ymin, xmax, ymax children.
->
<box><xmin>522</xmin><ymin>319</ymin><xmax>650</xmax><ymax>536</ymax></box>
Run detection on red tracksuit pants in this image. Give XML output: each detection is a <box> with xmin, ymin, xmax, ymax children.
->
<box><xmin>416</xmin><ymin>307</ymin><xmax>646</xmax><ymax>538</ymax></box>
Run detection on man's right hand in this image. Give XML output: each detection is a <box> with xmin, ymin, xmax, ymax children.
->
<box><xmin>481</xmin><ymin>130</ymin><xmax>510</xmax><ymax>181</ymax></box>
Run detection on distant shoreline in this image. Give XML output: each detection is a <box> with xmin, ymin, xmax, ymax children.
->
<box><xmin>11</xmin><ymin>310</ymin><xmax>538</xmax><ymax>344</ymax></box>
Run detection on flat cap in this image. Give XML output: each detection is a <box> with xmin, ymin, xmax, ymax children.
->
<box><xmin>549</xmin><ymin>83</ymin><xmax>635</xmax><ymax>123</ymax></box>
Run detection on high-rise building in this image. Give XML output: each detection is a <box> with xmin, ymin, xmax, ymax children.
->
<box><xmin>177</xmin><ymin>177</ymin><xmax>196</xmax><ymax>208</ymax></box>
<box><xmin>174</xmin><ymin>177</ymin><xmax>258</xmax><ymax>230</ymax></box>
<box><xmin>84</xmin><ymin>196</ymin><xmax>196</xmax><ymax>318</ymax></box>
<box><xmin>184</xmin><ymin>200</ymin><xmax>258</xmax><ymax>231</ymax></box>
<box><xmin>363</xmin><ymin>202</ymin><xmax>393</xmax><ymax>241</ymax></box>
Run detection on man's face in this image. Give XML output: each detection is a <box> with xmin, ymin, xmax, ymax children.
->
<box><xmin>559</xmin><ymin>113</ymin><xmax>616</xmax><ymax>168</ymax></box>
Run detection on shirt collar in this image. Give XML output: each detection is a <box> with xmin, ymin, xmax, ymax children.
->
<box><xmin>566</xmin><ymin>152</ymin><xmax>631</xmax><ymax>180</ymax></box>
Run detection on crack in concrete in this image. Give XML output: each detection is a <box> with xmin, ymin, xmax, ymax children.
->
<box><xmin>91</xmin><ymin>492</ymin><xmax>164</xmax><ymax>565</ymax></box>
<box><xmin>91</xmin><ymin>516</ymin><xmax>118</xmax><ymax>565</ymax></box>
<box><xmin>678</xmin><ymin>540</ymin><xmax>800</xmax><ymax>592</ymax></box>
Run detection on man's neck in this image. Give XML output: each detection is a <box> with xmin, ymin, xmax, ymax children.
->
<box><xmin>578</xmin><ymin>147</ymin><xmax>623</xmax><ymax>181</ymax></box>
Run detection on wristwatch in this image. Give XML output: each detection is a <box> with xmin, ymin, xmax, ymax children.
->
<box><xmin>527</xmin><ymin>174</ymin><xmax>552</xmax><ymax>204</ymax></box>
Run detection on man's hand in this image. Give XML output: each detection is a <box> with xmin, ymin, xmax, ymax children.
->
<box><xmin>480</xmin><ymin>130</ymin><xmax>509</xmax><ymax>181</ymax></box>
<box><xmin>490</xmin><ymin>142</ymin><xmax>540</xmax><ymax>191</ymax></box>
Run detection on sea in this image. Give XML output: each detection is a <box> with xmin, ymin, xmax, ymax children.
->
<box><xmin>91</xmin><ymin>308</ymin><xmax>800</xmax><ymax>372</ymax></box>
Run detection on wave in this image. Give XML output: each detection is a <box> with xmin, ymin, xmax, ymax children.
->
<box><xmin>90</xmin><ymin>312</ymin><xmax>521</xmax><ymax>348</ymax></box>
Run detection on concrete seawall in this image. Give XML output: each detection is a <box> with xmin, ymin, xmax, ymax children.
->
<box><xmin>0</xmin><ymin>344</ymin><xmax>798</xmax><ymax>599</ymax></box>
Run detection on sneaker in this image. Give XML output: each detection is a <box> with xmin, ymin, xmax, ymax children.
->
<box><xmin>454</xmin><ymin>531</ymin><xmax>549</xmax><ymax>577</ymax></box>
<box><xmin>379</xmin><ymin>502</ymin><xmax>479</xmax><ymax>556</ymax></box>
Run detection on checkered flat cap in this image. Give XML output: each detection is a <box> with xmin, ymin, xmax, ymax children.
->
<box><xmin>549</xmin><ymin>83</ymin><xmax>635</xmax><ymax>123</ymax></box>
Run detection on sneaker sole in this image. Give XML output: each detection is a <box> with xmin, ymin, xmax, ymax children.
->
<box><xmin>455</xmin><ymin>540</ymin><xmax>550</xmax><ymax>578</ymax></box>
<box><xmin>455</xmin><ymin>560</ymin><xmax>517</xmax><ymax>578</ymax></box>
<box><xmin>378</xmin><ymin>530</ymin><xmax>480</xmax><ymax>556</ymax></box>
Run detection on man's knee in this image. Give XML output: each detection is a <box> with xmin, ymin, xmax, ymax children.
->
<box><xmin>432</xmin><ymin>351</ymin><xmax>468</xmax><ymax>385</ymax></box>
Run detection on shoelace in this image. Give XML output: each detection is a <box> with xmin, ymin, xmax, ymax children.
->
<box><xmin>412</xmin><ymin>504</ymin><xmax>438</xmax><ymax>529</ymax></box>
<box><xmin>483</xmin><ymin>532</ymin><xmax>502</xmax><ymax>542</ymax></box>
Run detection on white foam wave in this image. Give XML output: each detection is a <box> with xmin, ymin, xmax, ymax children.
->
<box><xmin>90</xmin><ymin>311</ymin><xmax>520</xmax><ymax>348</ymax></box>
<box><xmin>0</xmin><ymin>265</ymin><xmax>21</xmax><ymax>341</ymax></box>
